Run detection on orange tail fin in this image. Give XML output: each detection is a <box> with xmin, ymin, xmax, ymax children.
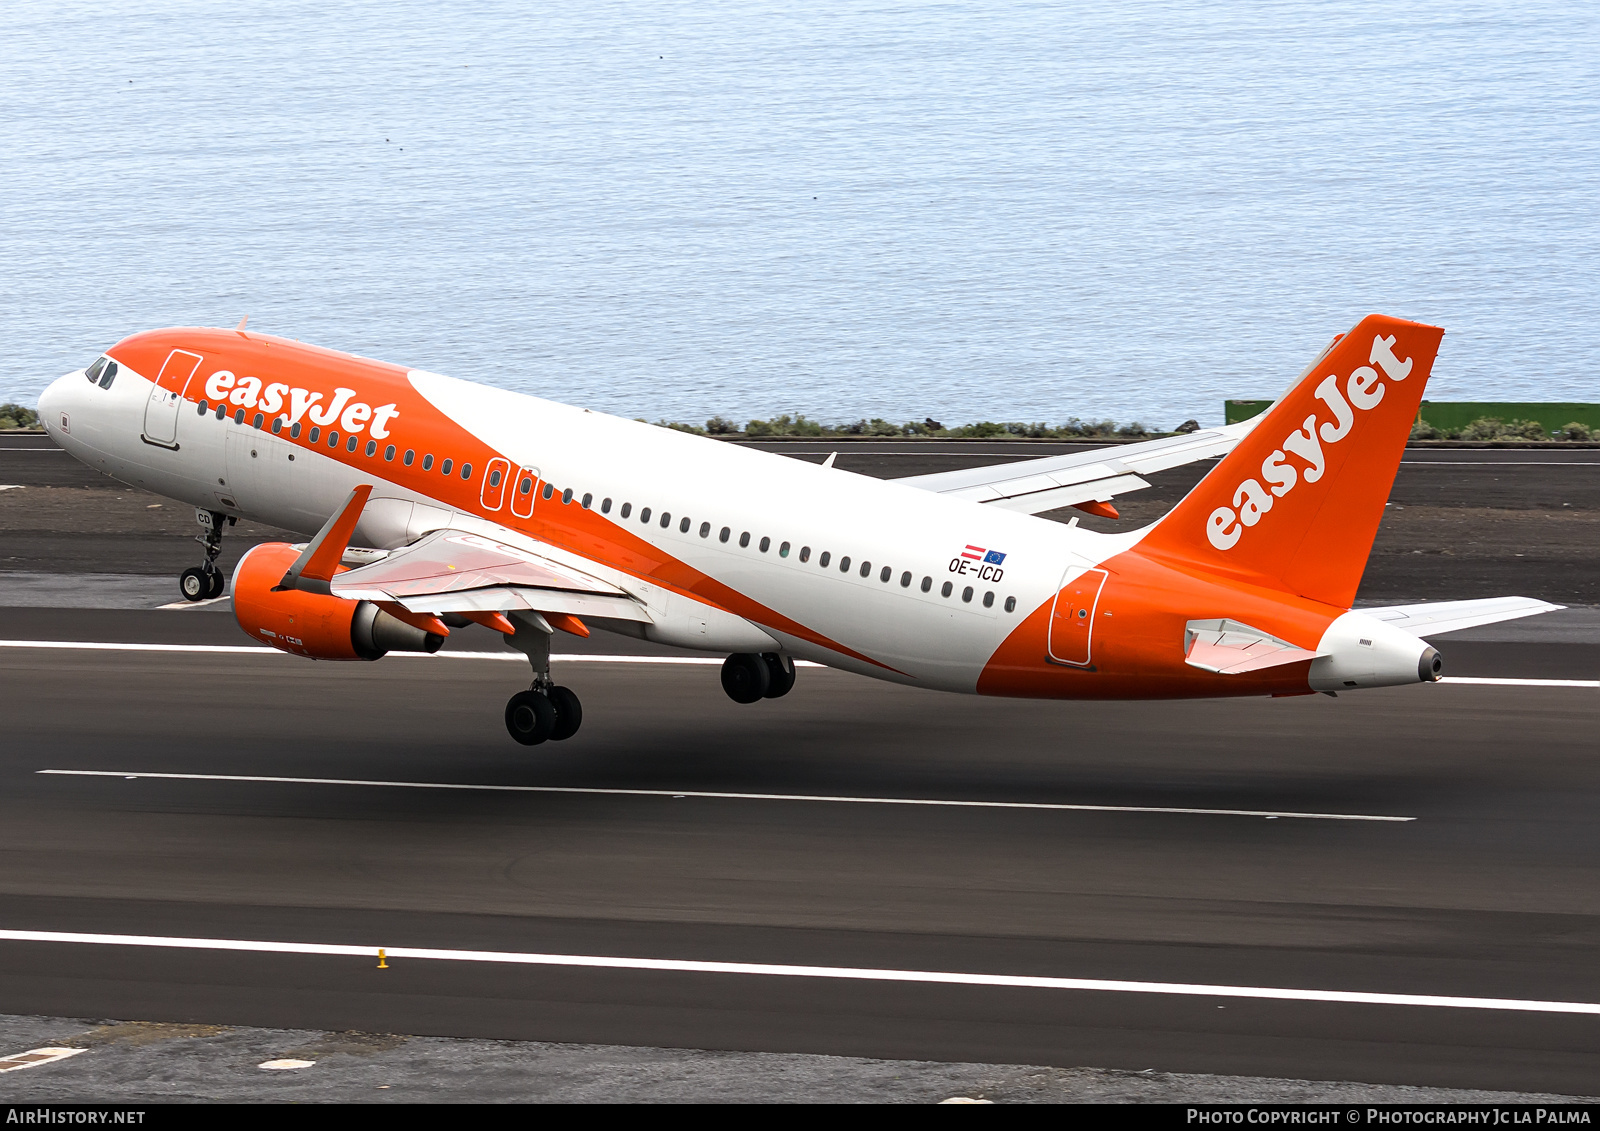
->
<box><xmin>1138</xmin><ymin>314</ymin><xmax>1444</xmax><ymax>609</ymax></box>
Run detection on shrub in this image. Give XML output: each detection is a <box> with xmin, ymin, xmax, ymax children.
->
<box><xmin>658</xmin><ymin>420</ymin><xmax>705</xmax><ymax>434</ymax></box>
<box><xmin>1505</xmin><ymin>418</ymin><xmax>1548</xmax><ymax>440</ymax></box>
<box><xmin>1560</xmin><ymin>422</ymin><xmax>1592</xmax><ymax>441</ymax></box>
<box><xmin>705</xmin><ymin>416</ymin><xmax>738</xmax><ymax>435</ymax></box>
<box><xmin>866</xmin><ymin>418</ymin><xmax>902</xmax><ymax>436</ymax></box>
<box><xmin>1117</xmin><ymin>421</ymin><xmax>1149</xmax><ymax>438</ymax></box>
<box><xmin>0</xmin><ymin>403</ymin><xmax>39</xmax><ymax>429</ymax></box>
<box><xmin>1410</xmin><ymin>418</ymin><xmax>1442</xmax><ymax>440</ymax></box>
<box><xmin>1458</xmin><ymin>417</ymin><xmax>1506</xmax><ymax>441</ymax></box>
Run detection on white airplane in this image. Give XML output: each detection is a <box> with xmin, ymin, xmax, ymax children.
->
<box><xmin>37</xmin><ymin>314</ymin><xmax>1557</xmax><ymax>744</ymax></box>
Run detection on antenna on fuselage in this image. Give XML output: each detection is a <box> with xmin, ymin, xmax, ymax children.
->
<box><xmin>235</xmin><ymin>316</ymin><xmax>249</xmax><ymax>333</ymax></box>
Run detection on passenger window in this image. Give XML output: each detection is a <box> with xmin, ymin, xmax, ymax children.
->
<box><xmin>900</xmin><ymin>571</ymin><xmax>911</xmax><ymax>587</ymax></box>
<box><xmin>98</xmin><ymin>362</ymin><xmax>118</xmax><ymax>389</ymax></box>
<box><xmin>198</xmin><ymin>400</ymin><xmax>209</xmax><ymax>415</ymax></box>
<box><xmin>621</xmin><ymin>503</ymin><xmax>632</xmax><ymax>518</ymax></box>
<box><xmin>422</xmin><ymin>454</ymin><xmax>433</xmax><ymax>470</ymax></box>
<box><xmin>602</xmin><ymin>498</ymin><xmax>612</xmax><ymax>513</ymax></box>
<box><xmin>236</xmin><ymin>409</ymin><xmax>247</xmax><ymax>425</ymax></box>
<box><xmin>719</xmin><ymin>526</ymin><xmax>730</xmax><ymax>543</ymax></box>
<box><xmin>218</xmin><ymin>405</ymin><xmax>229</xmax><ymax>421</ymax></box>
<box><xmin>442</xmin><ymin>458</ymin><xmax>453</xmax><ymax>475</ymax></box>
<box><xmin>922</xmin><ymin>576</ymin><xmax>933</xmax><ymax>592</ymax></box>
<box><xmin>563</xmin><ymin>487</ymin><xmax>574</xmax><ymax>504</ymax></box>
<box><xmin>253</xmin><ymin>413</ymin><xmax>265</xmax><ymax>429</ymax></box>
<box><xmin>366</xmin><ymin>440</ymin><xmax>377</xmax><ymax>456</ymax></box>
<box><xmin>542</xmin><ymin>482</ymin><xmax>554</xmax><ymax>499</ymax></box>
<box><xmin>880</xmin><ymin>566</ymin><xmax>891</xmax><ymax>583</ymax></box>
<box><xmin>272</xmin><ymin>418</ymin><xmax>284</xmax><ymax>435</ymax></box>
<box><xmin>385</xmin><ymin>445</ymin><xmax>396</xmax><ymax>461</ymax></box>
<box><xmin>1005</xmin><ymin>596</ymin><xmax>1016</xmax><ymax>613</ymax></box>
<box><xmin>699</xmin><ymin>522</ymin><xmax>710</xmax><ymax>538</ymax></box>
<box><xmin>347</xmin><ymin>435</ymin><xmax>358</xmax><ymax>452</ymax></box>
<box><xmin>290</xmin><ymin>421</ymin><xmax>301</xmax><ymax>437</ymax></box>
<box><xmin>739</xmin><ymin>531</ymin><xmax>750</xmax><ymax>548</ymax></box>
<box><xmin>489</xmin><ymin>469</ymin><xmax>502</xmax><ymax>487</ymax></box>
<box><xmin>640</xmin><ymin>507</ymin><xmax>651</xmax><ymax>523</ymax></box>
<box><xmin>819</xmin><ymin>551</ymin><xmax>830</xmax><ymax>568</ymax></box>
<box><xmin>859</xmin><ymin>561</ymin><xmax>870</xmax><ymax>577</ymax></box>
<box><xmin>461</xmin><ymin>463</ymin><xmax>472</xmax><ymax>479</ymax></box>
<box><xmin>759</xmin><ymin>536</ymin><xmax>770</xmax><ymax>552</ymax></box>
<box><xmin>660</xmin><ymin>511</ymin><xmax>671</xmax><ymax>527</ymax></box>
<box><xmin>403</xmin><ymin>449</ymin><xmax>414</xmax><ymax>465</ymax></box>
<box><xmin>840</xmin><ymin>556</ymin><xmax>851</xmax><ymax>572</ymax></box>
<box><xmin>328</xmin><ymin>431</ymin><xmax>339</xmax><ymax>447</ymax></box>
<box><xmin>962</xmin><ymin>586</ymin><xmax>973</xmax><ymax>603</ymax></box>
<box><xmin>941</xmin><ymin>581</ymin><xmax>953</xmax><ymax>598</ymax></box>
<box><xmin>983</xmin><ymin>591</ymin><xmax>995</xmax><ymax>608</ymax></box>
<box><xmin>779</xmin><ymin>542</ymin><xmax>790</xmax><ymax>557</ymax></box>
<box><xmin>679</xmin><ymin>517</ymin><xmax>690</xmax><ymax>533</ymax></box>
<box><xmin>799</xmin><ymin>546</ymin><xmax>811</xmax><ymax>562</ymax></box>
<box><xmin>582</xmin><ymin>493</ymin><xmax>592</xmax><ymax>509</ymax></box>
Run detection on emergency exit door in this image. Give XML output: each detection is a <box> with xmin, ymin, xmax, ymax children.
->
<box><xmin>1047</xmin><ymin>567</ymin><xmax>1108</xmax><ymax>667</ymax></box>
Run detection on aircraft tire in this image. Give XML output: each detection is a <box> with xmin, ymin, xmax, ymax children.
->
<box><xmin>760</xmin><ymin>653</ymin><xmax>796</xmax><ymax>698</ymax></box>
<box><xmin>547</xmin><ymin>686</ymin><xmax>583</xmax><ymax>741</ymax></box>
<box><xmin>721</xmin><ymin>653</ymin><xmax>771</xmax><ymax>704</ymax></box>
<box><xmin>179</xmin><ymin>567</ymin><xmax>210</xmax><ymax>602</ymax></box>
<box><xmin>205</xmin><ymin>567</ymin><xmax>227</xmax><ymax>599</ymax></box>
<box><xmin>505</xmin><ymin>689</ymin><xmax>555</xmax><ymax>745</ymax></box>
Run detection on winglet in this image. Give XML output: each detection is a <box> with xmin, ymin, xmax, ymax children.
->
<box><xmin>279</xmin><ymin>485</ymin><xmax>373</xmax><ymax>595</ymax></box>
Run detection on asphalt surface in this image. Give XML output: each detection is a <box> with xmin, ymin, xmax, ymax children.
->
<box><xmin>2</xmin><ymin>433</ymin><xmax>1598</xmax><ymax>1100</ymax></box>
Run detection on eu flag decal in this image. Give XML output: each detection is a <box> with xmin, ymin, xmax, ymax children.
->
<box><xmin>983</xmin><ymin>550</ymin><xmax>1006</xmax><ymax>565</ymax></box>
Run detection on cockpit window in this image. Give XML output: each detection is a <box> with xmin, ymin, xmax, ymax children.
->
<box><xmin>86</xmin><ymin>358</ymin><xmax>107</xmax><ymax>384</ymax></box>
<box><xmin>98</xmin><ymin>361</ymin><xmax>118</xmax><ymax>389</ymax></box>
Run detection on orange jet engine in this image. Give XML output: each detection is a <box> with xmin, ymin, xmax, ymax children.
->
<box><xmin>232</xmin><ymin>542</ymin><xmax>444</xmax><ymax>660</ymax></box>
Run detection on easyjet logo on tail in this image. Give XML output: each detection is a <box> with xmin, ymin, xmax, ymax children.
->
<box><xmin>202</xmin><ymin>370</ymin><xmax>401</xmax><ymax>438</ymax></box>
<box><xmin>1206</xmin><ymin>335</ymin><xmax>1414</xmax><ymax>551</ymax></box>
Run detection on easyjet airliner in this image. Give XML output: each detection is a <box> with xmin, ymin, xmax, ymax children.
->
<box><xmin>36</xmin><ymin>315</ymin><xmax>1556</xmax><ymax>744</ymax></box>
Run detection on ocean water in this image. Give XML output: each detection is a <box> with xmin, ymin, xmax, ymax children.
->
<box><xmin>2</xmin><ymin>1</ymin><xmax>1596</xmax><ymax>428</ymax></box>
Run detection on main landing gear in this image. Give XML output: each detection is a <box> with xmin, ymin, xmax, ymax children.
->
<box><xmin>500</xmin><ymin>611</ymin><xmax>584</xmax><ymax>746</ymax></box>
<box><xmin>721</xmin><ymin>652</ymin><xmax>796</xmax><ymax>703</ymax></box>
<box><xmin>179</xmin><ymin>508</ymin><xmax>233</xmax><ymax>601</ymax></box>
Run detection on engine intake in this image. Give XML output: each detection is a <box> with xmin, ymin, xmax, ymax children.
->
<box><xmin>233</xmin><ymin>542</ymin><xmax>443</xmax><ymax>660</ymax></box>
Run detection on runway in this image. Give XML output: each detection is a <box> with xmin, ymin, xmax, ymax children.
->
<box><xmin>0</xmin><ymin>605</ymin><xmax>1598</xmax><ymax>1095</ymax></box>
<box><xmin>2</xmin><ymin>434</ymin><xmax>1598</xmax><ymax>1098</ymax></box>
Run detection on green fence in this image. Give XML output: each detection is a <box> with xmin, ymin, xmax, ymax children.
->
<box><xmin>1225</xmin><ymin>400</ymin><xmax>1600</xmax><ymax>436</ymax></box>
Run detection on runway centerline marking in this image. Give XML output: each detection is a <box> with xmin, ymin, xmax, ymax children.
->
<box><xmin>3</xmin><ymin>642</ymin><xmax>1597</xmax><ymax>684</ymax></box>
<box><xmin>0</xmin><ymin>928</ymin><xmax>1590</xmax><ymax>1016</ymax></box>
<box><xmin>37</xmin><ymin>769</ymin><xmax>1413</xmax><ymax>822</ymax></box>
<box><xmin>0</xmin><ymin>640</ymin><xmax>810</xmax><ymax>665</ymax></box>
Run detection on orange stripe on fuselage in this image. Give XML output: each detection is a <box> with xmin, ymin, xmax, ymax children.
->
<box><xmin>109</xmin><ymin>327</ymin><xmax>899</xmax><ymax>673</ymax></box>
<box><xmin>976</xmin><ymin>545</ymin><xmax>1345</xmax><ymax>699</ymax></box>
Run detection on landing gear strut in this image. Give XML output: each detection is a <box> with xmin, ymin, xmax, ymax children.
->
<box><xmin>501</xmin><ymin>611</ymin><xmax>584</xmax><ymax>746</ymax></box>
<box><xmin>721</xmin><ymin>652</ymin><xmax>796</xmax><ymax>703</ymax></box>
<box><xmin>179</xmin><ymin>509</ymin><xmax>233</xmax><ymax>601</ymax></box>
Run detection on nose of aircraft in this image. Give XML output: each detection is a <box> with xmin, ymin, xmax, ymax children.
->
<box><xmin>37</xmin><ymin>373</ymin><xmax>69</xmax><ymax>438</ymax></box>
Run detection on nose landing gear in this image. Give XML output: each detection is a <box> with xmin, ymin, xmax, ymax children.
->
<box><xmin>179</xmin><ymin>509</ymin><xmax>233</xmax><ymax>601</ymax></box>
<box><xmin>500</xmin><ymin>611</ymin><xmax>584</xmax><ymax>746</ymax></box>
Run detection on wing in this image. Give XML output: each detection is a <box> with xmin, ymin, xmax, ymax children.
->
<box><xmin>329</xmin><ymin>527</ymin><xmax>652</xmax><ymax>623</ymax></box>
<box><xmin>1362</xmin><ymin>597</ymin><xmax>1564</xmax><ymax>638</ymax></box>
<box><xmin>893</xmin><ymin>419</ymin><xmax>1261</xmax><ymax>515</ymax></box>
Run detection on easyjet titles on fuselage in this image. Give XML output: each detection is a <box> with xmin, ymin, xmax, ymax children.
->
<box><xmin>203</xmin><ymin>369</ymin><xmax>401</xmax><ymax>438</ymax></box>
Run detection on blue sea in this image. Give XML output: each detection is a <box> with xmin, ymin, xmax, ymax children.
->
<box><xmin>3</xmin><ymin>1</ymin><xmax>1596</xmax><ymax>428</ymax></box>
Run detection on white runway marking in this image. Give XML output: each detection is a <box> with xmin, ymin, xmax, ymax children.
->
<box><xmin>0</xmin><ymin>485</ymin><xmax>24</xmax><ymax>491</ymax></box>
<box><xmin>0</xmin><ymin>640</ymin><xmax>817</xmax><ymax>665</ymax></box>
<box><xmin>38</xmin><ymin>769</ymin><xmax>1414</xmax><ymax>822</ymax></box>
<box><xmin>1440</xmin><ymin>676</ymin><xmax>1600</xmax><ymax>688</ymax></box>
<box><xmin>155</xmin><ymin>595</ymin><xmax>231</xmax><ymax>610</ymax></box>
<box><xmin>0</xmin><ymin>928</ymin><xmax>1592</xmax><ymax>1016</ymax></box>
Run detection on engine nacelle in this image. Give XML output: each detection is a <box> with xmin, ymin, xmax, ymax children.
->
<box><xmin>233</xmin><ymin>542</ymin><xmax>444</xmax><ymax>660</ymax></box>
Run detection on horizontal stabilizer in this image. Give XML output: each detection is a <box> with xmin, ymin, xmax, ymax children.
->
<box><xmin>1184</xmin><ymin>618</ymin><xmax>1323</xmax><ymax>675</ymax></box>
<box><xmin>894</xmin><ymin>420</ymin><xmax>1260</xmax><ymax>515</ymax></box>
<box><xmin>1362</xmin><ymin>597</ymin><xmax>1564</xmax><ymax>638</ymax></box>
